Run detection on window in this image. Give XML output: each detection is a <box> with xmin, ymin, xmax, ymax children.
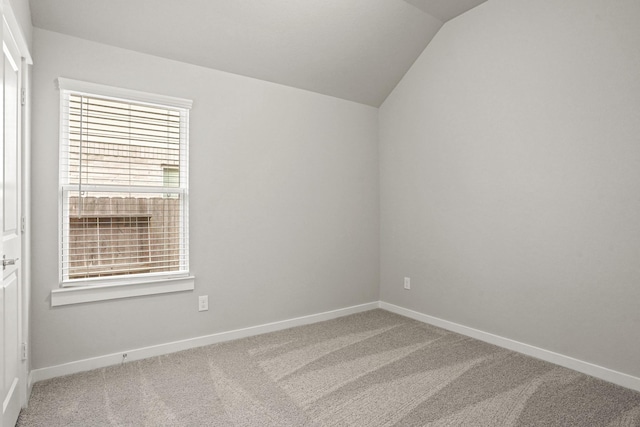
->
<box><xmin>57</xmin><ymin>78</ymin><xmax>193</xmax><ymax>295</ymax></box>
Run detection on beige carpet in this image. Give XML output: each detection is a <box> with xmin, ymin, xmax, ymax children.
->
<box><xmin>18</xmin><ymin>309</ymin><xmax>640</xmax><ymax>426</ymax></box>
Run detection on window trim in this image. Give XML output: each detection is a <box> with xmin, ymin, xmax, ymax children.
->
<box><xmin>55</xmin><ymin>78</ymin><xmax>194</xmax><ymax>303</ymax></box>
<box><xmin>51</xmin><ymin>275</ymin><xmax>195</xmax><ymax>307</ymax></box>
<box><xmin>56</xmin><ymin>78</ymin><xmax>193</xmax><ymax>110</ymax></box>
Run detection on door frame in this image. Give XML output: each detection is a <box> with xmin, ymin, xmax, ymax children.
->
<box><xmin>2</xmin><ymin>0</ymin><xmax>33</xmax><ymax>412</ymax></box>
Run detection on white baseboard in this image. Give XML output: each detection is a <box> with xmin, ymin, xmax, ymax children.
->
<box><xmin>30</xmin><ymin>301</ymin><xmax>379</xmax><ymax>383</ymax></box>
<box><xmin>29</xmin><ymin>300</ymin><xmax>640</xmax><ymax>393</ymax></box>
<box><xmin>380</xmin><ymin>301</ymin><xmax>640</xmax><ymax>393</ymax></box>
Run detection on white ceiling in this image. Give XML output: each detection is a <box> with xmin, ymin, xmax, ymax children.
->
<box><xmin>29</xmin><ymin>0</ymin><xmax>487</xmax><ymax>107</ymax></box>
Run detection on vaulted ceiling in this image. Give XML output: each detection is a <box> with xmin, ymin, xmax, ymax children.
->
<box><xmin>29</xmin><ymin>0</ymin><xmax>487</xmax><ymax>106</ymax></box>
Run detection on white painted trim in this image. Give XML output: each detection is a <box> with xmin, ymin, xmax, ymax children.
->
<box><xmin>379</xmin><ymin>302</ymin><xmax>640</xmax><ymax>392</ymax></box>
<box><xmin>56</xmin><ymin>77</ymin><xmax>193</xmax><ymax>109</ymax></box>
<box><xmin>20</xmin><ymin>58</ymin><xmax>32</xmax><ymax>411</ymax></box>
<box><xmin>51</xmin><ymin>276</ymin><xmax>195</xmax><ymax>306</ymax></box>
<box><xmin>2</xmin><ymin>1</ymin><xmax>32</xmax><ymax>64</ymax></box>
<box><xmin>30</xmin><ymin>302</ymin><xmax>378</xmax><ymax>382</ymax></box>
<box><xmin>26</xmin><ymin>371</ymin><xmax>33</xmax><ymax>405</ymax></box>
<box><xmin>31</xmin><ymin>300</ymin><xmax>639</xmax><ymax>393</ymax></box>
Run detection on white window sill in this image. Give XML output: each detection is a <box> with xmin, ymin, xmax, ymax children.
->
<box><xmin>51</xmin><ymin>276</ymin><xmax>195</xmax><ymax>307</ymax></box>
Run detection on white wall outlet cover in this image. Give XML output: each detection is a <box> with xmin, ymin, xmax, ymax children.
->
<box><xmin>198</xmin><ymin>295</ymin><xmax>209</xmax><ymax>311</ymax></box>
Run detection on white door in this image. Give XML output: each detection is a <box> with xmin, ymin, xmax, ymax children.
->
<box><xmin>1</xmin><ymin>17</ymin><xmax>22</xmax><ymax>427</ymax></box>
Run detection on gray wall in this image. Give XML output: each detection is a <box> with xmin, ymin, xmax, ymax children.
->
<box><xmin>8</xmin><ymin>0</ymin><xmax>32</xmax><ymax>51</ymax></box>
<box><xmin>30</xmin><ymin>0</ymin><xmax>640</xmax><ymax>380</ymax></box>
<box><xmin>380</xmin><ymin>0</ymin><xmax>640</xmax><ymax>377</ymax></box>
<box><xmin>31</xmin><ymin>29</ymin><xmax>379</xmax><ymax>369</ymax></box>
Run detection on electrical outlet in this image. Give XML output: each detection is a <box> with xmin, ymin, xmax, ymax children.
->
<box><xmin>198</xmin><ymin>295</ymin><xmax>209</xmax><ymax>311</ymax></box>
<box><xmin>404</xmin><ymin>277</ymin><xmax>411</xmax><ymax>290</ymax></box>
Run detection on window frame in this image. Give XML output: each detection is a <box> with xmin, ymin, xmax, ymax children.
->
<box><xmin>52</xmin><ymin>78</ymin><xmax>194</xmax><ymax>306</ymax></box>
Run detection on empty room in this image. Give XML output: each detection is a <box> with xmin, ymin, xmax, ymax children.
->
<box><xmin>0</xmin><ymin>0</ymin><xmax>639</xmax><ymax>425</ymax></box>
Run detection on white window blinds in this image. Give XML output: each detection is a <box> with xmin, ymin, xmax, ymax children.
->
<box><xmin>58</xmin><ymin>79</ymin><xmax>192</xmax><ymax>285</ymax></box>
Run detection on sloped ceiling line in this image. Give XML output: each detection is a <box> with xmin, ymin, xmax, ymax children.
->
<box><xmin>29</xmin><ymin>0</ymin><xmax>487</xmax><ymax>107</ymax></box>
